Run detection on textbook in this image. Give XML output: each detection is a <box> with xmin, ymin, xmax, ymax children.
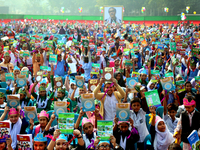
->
<box><xmin>81</xmin><ymin>93</ymin><xmax>95</xmax><ymax>112</ymax></box>
<box><xmin>75</xmin><ymin>76</ymin><xmax>84</xmax><ymax>88</ymax></box>
<box><xmin>54</xmin><ymin>77</ymin><xmax>63</xmax><ymax>87</ymax></box>
<box><xmin>17</xmin><ymin>134</ymin><xmax>32</xmax><ymax>150</ymax></box>
<box><xmin>161</xmin><ymin>77</ymin><xmax>175</xmax><ymax>91</ymax></box>
<box><xmin>103</xmin><ymin>67</ymin><xmax>113</xmax><ymax>81</ymax></box>
<box><xmin>16</xmin><ymin>75</ymin><xmax>27</xmax><ymax>87</ymax></box>
<box><xmin>0</xmin><ymin>121</ymin><xmax>10</xmax><ymax>143</ymax></box>
<box><xmin>144</xmin><ymin>90</ymin><xmax>161</xmax><ymax>107</ymax></box>
<box><xmin>49</xmin><ymin>54</ymin><xmax>57</xmax><ymax>65</ymax></box>
<box><xmin>24</xmin><ymin>106</ymin><xmax>38</xmax><ymax>122</ymax></box>
<box><xmin>7</xmin><ymin>94</ymin><xmax>20</xmax><ymax>108</ymax></box>
<box><xmin>54</xmin><ymin>101</ymin><xmax>68</xmax><ymax>117</ymax></box>
<box><xmin>58</xmin><ymin>113</ymin><xmax>74</xmax><ymax>134</ymax></box>
<box><xmin>126</xmin><ymin>77</ymin><xmax>138</xmax><ymax>93</ymax></box>
<box><xmin>5</xmin><ymin>73</ymin><xmax>14</xmax><ymax>84</ymax></box>
<box><xmin>175</xmin><ymin>80</ymin><xmax>185</xmax><ymax>93</ymax></box>
<box><xmin>91</xmin><ymin>63</ymin><xmax>100</xmax><ymax>74</ymax></box>
<box><xmin>116</xmin><ymin>103</ymin><xmax>130</xmax><ymax>121</ymax></box>
<box><xmin>88</xmin><ymin>79</ymin><xmax>99</xmax><ymax>92</ymax></box>
<box><xmin>187</xmin><ymin>130</ymin><xmax>200</xmax><ymax>150</ymax></box>
<box><xmin>97</xmin><ymin>121</ymin><xmax>113</xmax><ymax>141</ymax></box>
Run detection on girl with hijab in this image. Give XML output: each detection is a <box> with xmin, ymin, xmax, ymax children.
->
<box><xmin>114</xmin><ymin>71</ymin><xmax>126</xmax><ymax>87</ymax></box>
<box><xmin>149</xmin><ymin>106</ymin><xmax>175</xmax><ymax>150</ymax></box>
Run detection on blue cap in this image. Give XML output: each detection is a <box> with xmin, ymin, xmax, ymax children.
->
<box><xmin>152</xmin><ymin>41</ymin><xmax>155</xmax><ymax>44</ymax></box>
<box><xmin>47</xmin><ymin>67</ymin><xmax>51</xmax><ymax>72</ymax></box>
<box><xmin>98</xmin><ymin>141</ymin><xmax>110</xmax><ymax>145</ymax></box>
<box><xmin>56</xmin><ymin>134</ymin><xmax>68</xmax><ymax>141</ymax></box>
<box><xmin>146</xmin><ymin>48</ymin><xmax>150</xmax><ymax>51</ymax></box>
<box><xmin>135</xmin><ymin>55</ymin><xmax>139</xmax><ymax>58</ymax></box>
<box><xmin>111</xmin><ymin>53</ymin><xmax>117</xmax><ymax>57</ymax></box>
<box><xmin>164</xmin><ymin>45</ymin><xmax>168</xmax><ymax>48</ymax></box>
<box><xmin>141</xmin><ymin>69</ymin><xmax>147</xmax><ymax>75</ymax></box>
<box><xmin>40</xmin><ymin>79</ymin><xmax>47</xmax><ymax>84</ymax></box>
<box><xmin>34</xmin><ymin>133</ymin><xmax>47</xmax><ymax>142</ymax></box>
<box><xmin>14</xmin><ymin>66</ymin><xmax>20</xmax><ymax>71</ymax></box>
<box><xmin>102</xmin><ymin>48</ymin><xmax>106</xmax><ymax>51</ymax></box>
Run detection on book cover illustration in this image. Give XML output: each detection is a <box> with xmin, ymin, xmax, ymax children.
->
<box><xmin>24</xmin><ymin>106</ymin><xmax>38</xmax><ymax>122</ymax></box>
<box><xmin>187</xmin><ymin>130</ymin><xmax>200</xmax><ymax>150</ymax></box>
<box><xmin>97</xmin><ymin>121</ymin><xmax>113</xmax><ymax>141</ymax></box>
<box><xmin>0</xmin><ymin>121</ymin><xmax>10</xmax><ymax>143</ymax></box>
<box><xmin>16</xmin><ymin>75</ymin><xmax>27</xmax><ymax>87</ymax></box>
<box><xmin>116</xmin><ymin>103</ymin><xmax>130</xmax><ymax>121</ymax></box>
<box><xmin>5</xmin><ymin>73</ymin><xmax>14</xmax><ymax>84</ymax></box>
<box><xmin>75</xmin><ymin>76</ymin><xmax>84</xmax><ymax>88</ymax></box>
<box><xmin>54</xmin><ymin>101</ymin><xmax>67</xmax><ymax>117</ymax></box>
<box><xmin>161</xmin><ymin>77</ymin><xmax>175</xmax><ymax>91</ymax></box>
<box><xmin>81</xmin><ymin>93</ymin><xmax>95</xmax><ymax>112</ymax></box>
<box><xmin>7</xmin><ymin>94</ymin><xmax>20</xmax><ymax>108</ymax></box>
<box><xmin>54</xmin><ymin>77</ymin><xmax>63</xmax><ymax>87</ymax></box>
<box><xmin>17</xmin><ymin>134</ymin><xmax>32</xmax><ymax>150</ymax></box>
<box><xmin>88</xmin><ymin>79</ymin><xmax>99</xmax><ymax>92</ymax></box>
<box><xmin>58</xmin><ymin>113</ymin><xmax>74</xmax><ymax>134</ymax></box>
<box><xmin>103</xmin><ymin>67</ymin><xmax>113</xmax><ymax>81</ymax></box>
<box><xmin>144</xmin><ymin>90</ymin><xmax>161</xmax><ymax>107</ymax></box>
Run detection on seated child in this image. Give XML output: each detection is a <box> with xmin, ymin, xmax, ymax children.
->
<box><xmin>163</xmin><ymin>94</ymin><xmax>179</xmax><ymax>134</ymax></box>
<box><xmin>28</xmin><ymin>110</ymin><xmax>49</xmax><ymax>138</ymax></box>
<box><xmin>150</xmin><ymin>106</ymin><xmax>175</xmax><ymax>150</ymax></box>
<box><xmin>0</xmin><ymin>107</ymin><xmax>28</xmax><ymax>150</ymax></box>
<box><xmin>0</xmin><ymin>92</ymin><xmax>6</xmax><ymax>109</ymax></box>
<box><xmin>113</xmin><ymin>115</ymin><xmax>139</xmax><ymax>150</ymax></box>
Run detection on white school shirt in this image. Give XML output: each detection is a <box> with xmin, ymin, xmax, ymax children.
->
<box><xmin>104</xmin><ymin>93</ymin><xmax>118</xmax><ymax>121</ymax></box>
<box><xmin>164</xmin><ymin>115</ymin><xmax>179</xmax><ymax>134</ymax></box>
<box><xmin>130</xmin><ymin>108</ymin><xmax>149</xmax><ymax>142</ymax></box>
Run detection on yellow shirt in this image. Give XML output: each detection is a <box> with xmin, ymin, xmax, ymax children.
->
<box><xmin>32</xmin><ymin>53</ymin><xmax>44</xmax><ymax>76</ymax></box>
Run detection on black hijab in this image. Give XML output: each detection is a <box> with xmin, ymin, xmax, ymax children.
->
<box><xmin>114</xmin><ymin>71</ymin><xmax>126</xmax><ymax>87</ymax></box>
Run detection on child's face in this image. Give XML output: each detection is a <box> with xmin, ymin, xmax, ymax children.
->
<box><xmin>9</xmin><ymin>114</ymin><xmax>19</xmax><ymax>124</ymax></box>
<box><xmin>57</xmin><ymin>91</ymin><xmax>64</xmax><ymax>98</ymax></box>
<box><xmin>83</xmin><ymin>123</ymin><xmax>94</xmax><ymax>135</ymax></box>
<box><xmin>34</xmin><ymin>142</ymin><xmax>46</xmax><ymax>150</ymax></box>
<box><xmin>39</xmin><ymin>116</ymin><xmax>48</xmax><ymax>128</ymax></box>
<box><xmin>55</xmin><ymin>139</ymin><xmax>68</xmax><ymax>150</ymax></box>
<box><xmin>150</xmin><ymin>83</ymin><xmax>155</xmax><ymax>89</ymax></box>
<box><xmin>36</xmin><ymin>56</ymin><xmax>41</xmax><ymax>62</ymax></box>
<box><xmin>140</xmin><ymin>74</ymin><xmax>147</xmax><ymax>81</ymax></box>
<box><xmin>104</xmin><ymin>84</ymin><xmax>114</xmax><ymax>96</ymax></box>
<box><xmin>79</xmin><ymin>89</ymin><xmax>85</xmax><ymax>95</ymax></box>
<box><xmin>0</xmin><ymin>98</ymin><xmax>4</xmax><ymax>104</ymax></box>
<box><xmin>119</xmin><ymin>122</ymin><xmax>129</xmax><ymax>133</ymax></box>
<box><xmin>71</xmin><ymin>84</ymin><xmax>75</xmax><ymax>89</ymax></box>
<box><xmin>39</xmin><ymin>91</ymin><xmax>46</xmax><ymax>97</ymax></box>
<box><xmin>20</xmin><ymin>94</ymin><xmax>26</xmax><ymax>100</ymax></box>
<box><xmin>185</xmin><ymin>83</ymin><xmax>192</xmax><ymax>92</ymax></box>
<box><xmin>158</xmin><ymin>62</ymin><xmax>163</xmax><ymax>66</ymax></box>
<box><xmin>115</xmin><ymin>60</ymin><xmax>120</xmax><ymax>67</ymax></box>
<box><xmin>116</xmin><ymin>73</ymin><xmax>121</xmax><ymax>81</ymax></box>
<box><xmin>0</xmin><ymin>142</ymin><xmax>6</xmax><ymax>150</ymax></box>
<box><xmin>185</xmin><ymin>105</ymin><xmax>195</xmax><ymax>113</ymax></box>
<box><xmin>131</xmin><ymin>102</ymin><xmax>141</xmax><ymax>113</ymax></box>
<box><xmin>145</xmin><ymin>51</ymin><xmax>149</xmax><ymax>55</ymax></box>
<box><xmin>168</xmin><ymin>110</ymin><xmax>177</xmax><ymax>119</ymax></box>
<box><xmin>157</xmin><ymin>121</ymin><xmax>166</xmax><ymax>132</ymax></box>
<box><xmin>40</xmin><ymin>83</ymin><xmax>46</xmax><ymax>88</ymax></box>
<box><xmin>14</xmin><ymin>70</ymin><xmax>20</xmax><ymax>75</ymax></box>
<box><xmin>176</xmin><ymin>77</ymin><xmax>183</xmax><ymax>81</ymax></box>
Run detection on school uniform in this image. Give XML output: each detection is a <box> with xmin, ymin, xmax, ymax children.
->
<box><xmin>164</xmin><ymin>115</ymin><xmax>179</xmax><ymax>134</ymax></box>
<box><xmin>130</xmin><ymin>109</ymin><xmax>149</xmax><ymax>143</ymax></box>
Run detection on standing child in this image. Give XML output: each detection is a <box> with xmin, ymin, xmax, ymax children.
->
<box><xmin>174</xmin><ymin>95</ymin><xmax>200</xmax><ymax>150</ymax></box>
<box><xmin>150</xmin><ymin>106</ymin><xmax>175</xmax><ymax>150</ymax></box>
<box><xmin>130</xmin><ymin>98</ymin><xmax>149</xmax><ymax>150</ymax></box>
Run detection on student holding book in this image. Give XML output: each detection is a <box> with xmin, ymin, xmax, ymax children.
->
<box><xmin>93</xmin><ymin>77</ymin><xmax>125</xmax><ymax>120</ymax></box>
<box><xmin>33</xmin><ymin>133</ymin><xmax>47</xmax><ymax>150</ymax></box>
<box><xmin>0</xmin><ymin>136</ymin><xmax>13</xmax><ymax>150</ymax></box>
<box><xmin>0</xmin><ymin>52</ymin><xmax>14</xmax><ymax>82</ymax></box>
<box><xmin>0</xmin><ymin>107</ymin><xmax>28</xmax><ymax>150</ymax></box>
<box><xmin>174</xmin><ymin>95</ymin><xmax>200</xmax><ymax>150</ymax></box>
<box><xmin>113</xmin><ymin>115</ymin><xmax>139</xmax><ymax>150</ymax></box>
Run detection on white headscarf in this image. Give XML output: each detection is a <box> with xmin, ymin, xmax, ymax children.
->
<box><xmin>153</xmin><ymin>119</ymin><xmax>175</xmax><ymax>150</ymax></box>
<box><xmin>147</xmin><ymin>80</ymin><xmax>155</xmax><ymax>91</ymax></box>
